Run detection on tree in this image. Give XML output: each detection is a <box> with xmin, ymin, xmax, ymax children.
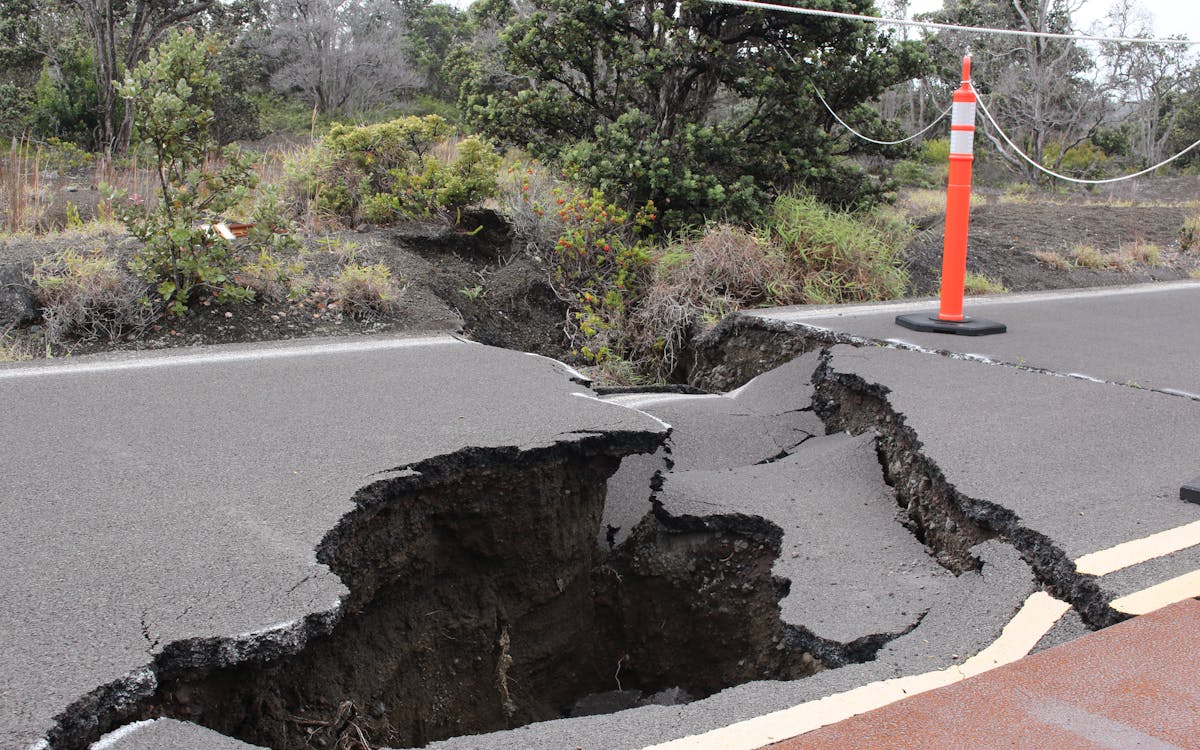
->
<box><xmin>70</xmin><ymin>0</ymin><xmax>215</xmax><ymax>152</ymax></box>
<box><xmin>267</xmin><ymin>0</ymin><xmax>421</xmax><ymax>115</ymax></box>
<box><xmin>116</xmin><ymin>28</ymin><xmax>257</xmax><ymax>313</ymax></box>
<box><xmin>1101</xmin><ymin>0</ymin><xmax>1195</xmax><ymax>165</ymax></box>
<box><xmin>920</xmin><ymin>0</ymin><xmax>1107</xmax><ymax>180</ymax></box>
<box><xmin>401</xmin><ymin>0</ymin><xmax>473</xmax><ymax>102</ymax></box>
<box><xmin>456</xmin><ymin>0</ymin><xmax>928</xmax><ymax>228</ymax></box>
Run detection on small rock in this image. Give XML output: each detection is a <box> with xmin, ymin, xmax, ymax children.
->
<box><xmin>0</xmin><ymin>264</ymin><xmax>37</xmax><ymax>328</ymax></box>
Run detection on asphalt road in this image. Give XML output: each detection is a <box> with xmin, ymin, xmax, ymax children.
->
<box><xmin>748</xmin><ymin>280</ymin><xmax>1200</xmax><ymax>398</ymax></box>
<box><xmin>11</xmin><ymin>280</ymin><xmax>1200</xmax><ymax>750</ymax></box>
<box><xmin>0</xmin><ymin>335</ymin><xmax>664</xmax><ymax>750</ymax></box>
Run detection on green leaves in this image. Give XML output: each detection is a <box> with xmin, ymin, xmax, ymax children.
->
<box><xmin>116</xmin><ymin>29</ymin><xmax>258</xmax><ymax>314</ymax></box>
<box><xmin>461</xmin><ymin>0</ymin><xmax>927</xmax><ymax>229</ymax></box>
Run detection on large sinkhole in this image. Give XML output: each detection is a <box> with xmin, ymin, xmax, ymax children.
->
<box><xmin>125</xmin><ymin>439</ymin><xmax>821</xmax><ymax>750</ymax></box>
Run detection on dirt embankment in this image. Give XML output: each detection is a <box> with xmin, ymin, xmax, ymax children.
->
<box><xmin>3</xmin><ymin>179</ymin><xmax>1199</xmax><ymax>368</ymax></box>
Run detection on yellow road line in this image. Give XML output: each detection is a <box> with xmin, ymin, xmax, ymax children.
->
<box><xmin>641</xmin><ymin>592</ymin><xmax>1069</xmax><ymax>750</ymax></box>
<box><xmin>644</xmin><ymin>517</ymin><xmax>1200</xmax><ymax>750</ymax></box>
<box><xmin>1074</xmin><ymin>520</ymin><xmax>1200</xmax><ymax>577</ymax></box>
<box><xmin>1110</xmin><ymin>570</ymin><xmax>1200</xmax><ymax>615</ymax></box>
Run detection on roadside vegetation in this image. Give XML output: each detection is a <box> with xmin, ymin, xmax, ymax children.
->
<box><xmin>3</xmin><ymin>0</ymin><xmax>1200</xmax><ymax>377</ymax></box>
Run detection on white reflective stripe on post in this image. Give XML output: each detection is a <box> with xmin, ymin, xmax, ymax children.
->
<box><xmin>951</xmin><ymin>101</ymin><xmax>977</xmax><ymax>127</ymax></box>
<box><xmin>950</xmin><ymin>129</ymin><xmax>975</xmax><ymax>155</ymax></box>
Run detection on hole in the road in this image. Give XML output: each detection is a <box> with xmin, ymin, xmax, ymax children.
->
<box><xmin>128</xmin><ymin>445</ymin><xmax>822</xmax><ymax>750</ymax></box>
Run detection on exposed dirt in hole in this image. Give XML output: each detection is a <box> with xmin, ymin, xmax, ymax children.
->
<box><xmin>59</xmin><ymin>435</ymin><xmax>827</xmax><ymax>750</ymax></box>
<box><xmin>595</xmin><ymin>516</ymin><xmax>822</xmax><ymax>699</ymax></box>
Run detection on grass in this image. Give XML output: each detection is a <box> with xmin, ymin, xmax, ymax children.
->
<box><xmin>29</xmin><ymin>247</ymin><xmax>152</xmax><ymax>343</ymax></box>
<box><xmin>0</xmin><ymin>326</ymin><xmax>34</xmax><ymax>362</ymax></box>
<box><xmin>332</xmin><ymin>262</ymin><xmax>403</xmax><ymax>319</ymax></box>
<box><xmin>1125</xmin><ymin>241</ymin><xmax>1163</xmax><ymax>267</ymax></box>
<box><xmin>1032</xmin><ymin>250</ymin><xmax>1071</xmax><ymax>270</ymax></box>
<box><xmin>1069</xmin><ymin>243</ymin><xmax>1127</xmax><ymax>270</ymax></box>
<box><xmin>1180</xmin><ymin>215</ymin><xmax>1200</xmax><ymax>253</ymax></box>
<box><xmin>962</xmin><ymin>272</ymin><xmax>1008</xmax><ymax>295</ymax></box>
<box><xmin>766</xmin><ymin>194</ymin><xmax>909</xmax><ymax>305</ymax></box>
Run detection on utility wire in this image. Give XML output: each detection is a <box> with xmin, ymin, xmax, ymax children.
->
<box><xmin>703</xmin><ymin>0</ymin><xmax>1199</xmax><ymax>46</ymax></box>
<box><xmin>813</xmin><ymin>85</ymin><xmax>951</xmax><ymax>146</ymax></box>
<box><xmin>971</xmin><ymin>82</ymin><xmax>1200</xmax><ymax>184</ymax></box>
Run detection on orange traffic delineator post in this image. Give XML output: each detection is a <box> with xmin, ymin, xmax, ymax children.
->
<box><xmin>897</xmin><ymin>56</ymin><xmax>1006</xmax><ymax>337</ymax></box>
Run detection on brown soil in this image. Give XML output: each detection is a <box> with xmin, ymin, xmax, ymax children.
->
<box><xmin>905</xmin><ymin>179</ymin><xmax>1200</xmax><ymax>296</ymax></box>
<box><xmin>3</xmin><ymin>177</ymin><xmax>1199</xmax><ymax>370</ymax></box>
<box><xmin>0</xmin><ymin>210</ymin><xmax>571</xmax><ymax>363</ymax></box>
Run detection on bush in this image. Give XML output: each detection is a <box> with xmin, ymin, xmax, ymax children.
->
<box><xmin>1042</xmin><ymin>141</ymin><xmax>1108</xmax><ymax>177</ymax></box>
<box><xmin>1180</xmin><ymin>215</ymin><xmax>1200</xmax><ymax>252</ymax></box>
<box><xmin>115</xmin><ymin>29</ymin><xmax>257</xmax><ymax>314</ymax></box>
<box><xmin>546</xmin><ymin>189</ymin><xmax>656</xmax><ymax>363</ymax></box>
<box><xmin>30</xmin><ymin>249</ymin><xmax>152</xmax><ymax>343</ymax></box>
<box><xmin>892</xmin><ymin>159</ymin><xmax>941</xmax><ymax>188</ymax></box>
<box><xmin>762</xmin><ymin>194</ymin><xmax>909</xmax><ymax>304</ymax></box>
<box><xmin>628</xmin><ymin>225</ymin><xmax>791</xmax><ymax>380</ymax></box>
<box><xmin>284</xmin><ymin>116</ymin><xmax>501</xmax><ymax>225</ymax></box>
<box><xmin>333</xmin><ymin>263</ymin><xmax>403</xmax><ymax>319</ymax></box>
<box><xmin>920</xmin><ymin>138</ymin><xmax>951</xmax><ymax>165</ymax></box>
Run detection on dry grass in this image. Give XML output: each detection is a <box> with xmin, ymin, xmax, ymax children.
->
<box><xmin>1180</xmin><ymin>215</ymin><xmax>1200</xmax><ymax>253</ymax></box>
<box><xmin>962</xmin><ymin>272</ymin><xmax>1008</xmax><ymax>295</ymax></box>
<box><xmin>0</xmin><ymin>325</ymin><xmax>35</xmax><ymax>362</ymax></box>
<box><xmin>29</xmin><ymin>247</ymin><xmax>153</xmax><ymax>343</ymax></box>
<box><xmin>1032</xmin><ymin>250</ymin><xmax>1071</xmax><ymax>270</ymax></box>
<box><xmin>1069</xmin><ymin>243</ymin><xmax>1128</xmax><ymax>270</ymax></box>
<box><xmin>627</xmin><ymin>225</ymin><xmax>790</xmax><ymax>381</ymax></box>
<box><xmin>332</xmin><ymin>262</ymin><xmax>404</xmax><ymax>319</ymax></box>
<box><xmin>1125</xmin><ymin>240</ymin><xmax>1163</xmax><ymax>267</ymax></box>
<box><xmin>1</xmin><ymin>137</ymin><xmax>50</xmax><ymax>232</ymax></box>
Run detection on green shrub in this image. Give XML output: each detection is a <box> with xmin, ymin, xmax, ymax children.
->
<box><xmin>1180</xmin><ymin>215</ymin><xmax>1200</xmax><ymax>252</ymax></box>
<box><xmin>921</xmin><ymin>138</ymin><xmax>951</xmax><ymax>165</ymax></box>
<box><xmin>283</xmin><ymin>116</ymin><xmax>501</xmax><ymax>225</ymax></box>
<box><xmin>1042</xmin><ymin>141</ymin><xmax>1108</xmax><ymax>176</ymax></box>
<box><xmin>333</xmin><ymin>263</ymin><xmax>403</xmax><ymax>319</ymax></box>
<box><xmin>892</xmin><ymin>159</ymin><xmax>941</xmax><ymax>188</ymax></box>
<box><xmin>30</xmin><ymin>248</ymin><xmax>152</xmax><ymax>342</ymax></box>
<box><xmin>548</xmin><ymin>189</ymin><xmax>657</xmax><ymax>363</ymax></box>
<box><xmin>762</xmin><ymin>194</ymin><xmax>909</xmax><ymax>304</ymax></box>
<box><xmin>114</xmin><ymin>29</ymin><xmax>256</xmax><ymax>314</ymax></box>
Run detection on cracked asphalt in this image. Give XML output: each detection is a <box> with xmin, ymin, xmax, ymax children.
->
<box><xmin>0</xmin><ymin>336</ymin><xmax>664</xmax><ymax>750</ymax></box>
<box><xmin>7</xmin><ymin>280</ymin><xmax>1200</xmax><ymax>750</ymax></box>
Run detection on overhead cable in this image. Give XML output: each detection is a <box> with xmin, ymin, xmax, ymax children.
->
<box><xmin>971</xmin><ymin>82</ymin><xmax>1200</xmax><ymax>185</ymax></box>
<box><xmin>703</xmin><ymin>0</ymin><xmax>1200</xmax><ymax>46</ymax></box>
<box><xmin>812</xmin><ymin>85</ymin><xmax>952</xmax><ymax>146</ymax></box>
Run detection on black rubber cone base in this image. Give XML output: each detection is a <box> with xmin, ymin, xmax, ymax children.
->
<box><xmin>1182</xmin><ymin>477</ymin><xmax>1200</xmax><ymax>504</ymax></box>
<box><xmin>895</xmin><ymin>312</ymin><xmax>1007</xmax><ymax>336</ymax></box>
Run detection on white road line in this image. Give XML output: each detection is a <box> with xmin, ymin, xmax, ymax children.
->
<box><xmin>1075</xmin><ymin>520</ymin><xmax>1200</xmax><ymax>577</ymax></box>
<box><xmin>641</xmin><ymin>592</ymin><xmax>1070</xmax><ymax>750</ymax></box>
<box><xmin>0</xmin><ymin>335</ymin><xmax>462</xmax><ymax>380</ymax></box>
<box><xmin>645</xmin><ymin>513</ymin><xmax>1200</xmax><ymax>750</ymax></box>
<box><xmin>1111</xmin><ymin>570</ymin><xmax>1200</xmax><ymax>616</ymax></box>
<box><xmin>746</xmin><ymin>280</ymin><xmax>1200</xmax><ymax>323</ymax></box>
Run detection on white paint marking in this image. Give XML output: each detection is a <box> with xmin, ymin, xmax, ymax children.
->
<box><xmin>603</xmin><ymin>393</ymin><xmax>722</xmax><ymax>409</ymax></box>
<box><xmin>90</xmin><ymin>719</ymin><xmax>157</xmax><ymax>750</ymax></box>
<box><xmin>1075</xmin><ymin>520</ymin><xmax>1200</xmax><ymax>577</ymax></box>
<box><xmin>1111</xmin><ymin>570</ymin><xmax>1200</xmax><ymax>616</ymax></box>
<box><xmin>0</xmin><ymin>335</ymin><xmax>462</xmax><ymax>381</ymax></box>
<box><xmin>746</xmin><ymin>280</ymin><xmax>1200</xmax><ymax>323</ymax></box>
<box><xmin>640</xmin><ymin>592</ymin><xmax>1069</xmax><ymax>750</ymax></box>
<box><xmin>571</xmin><ymin>392</ymin><xmax>674</xmax><ymax>433</ymax></box>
